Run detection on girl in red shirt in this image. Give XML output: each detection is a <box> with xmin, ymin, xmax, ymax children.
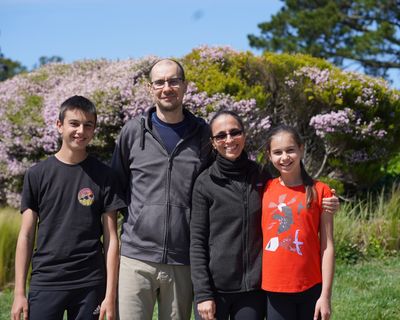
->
<box><xmin>261</xmin><ymin>125</ymin><xmax>335</xmax><ymax>320</ymax></box>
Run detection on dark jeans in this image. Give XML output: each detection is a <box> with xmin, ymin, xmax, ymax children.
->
<box><xmin>28</xmin><ymin>285</ymin><xmax>105</xmax><ymax>320</ymax></box>
<box><xmin>265</xmin><ymin>283</ymin><xmax>322</xmax><ymax>320</ymax></box>
<box><xmin>195</xmin><ymin>290</ymin><xmax>266</xmax><ymax>320</ymax></box>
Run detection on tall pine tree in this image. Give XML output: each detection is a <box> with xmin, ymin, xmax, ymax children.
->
<box><xmin>248</xmin><ymin>0</ymin><xmax>400</xmax><ymax>78</ymax></box>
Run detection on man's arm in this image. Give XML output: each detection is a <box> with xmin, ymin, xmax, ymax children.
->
<box><xmin>11</xmin><ymin>209</ymin><xmax>37</xmax><ymax>320</ymax></box>
<box><xmin>111</xmin><ymin>123</ymin><xmax>134</xmax><ymax>194</ymax></box>
<box><xmin>99</xmin><ymin>211</ymin><xmax>119</xmax><ymax>320</ymax></box>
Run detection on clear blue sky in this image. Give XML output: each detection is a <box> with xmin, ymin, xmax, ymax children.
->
<box><xmin>1</xmin><ymin>0</ymin><xmax>398</xmax><ymax>89</ymax></box>
<box><xmin>0</xmin><ymin>0</ymin><xmax>283</xmax><ymax>69</ymax></box>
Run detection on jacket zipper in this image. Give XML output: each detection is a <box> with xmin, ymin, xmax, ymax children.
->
<box><xmin>162</xmin><ymin>156</ymin><xmax>172</xmax><ymax>263</ymax></box>
<box><xmin>160</xmin><ymin>124</ymin><xmax>201</xmax><ymax>263</ymax></box>
<box><xmin>243</xmin><ymin>176</ymin><xmax>250</xmax><ymax>290</ymax></box>
<box><xmin>143</xmin><ymin>125</ymin><xmax>171</xmax><ymax>263</ymax></box>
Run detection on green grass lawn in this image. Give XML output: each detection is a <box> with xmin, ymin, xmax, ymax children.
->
<box><xmin>332</xmin><ymin>256</ymin><xmax>400</xmax><ymax>320</ymax></box>
<box><xmin>1</xmin><ymin>256</ymin><xmax>399</xmax><ymax>320</ymax></box>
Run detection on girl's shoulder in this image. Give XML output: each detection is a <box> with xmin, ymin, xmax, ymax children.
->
<box><xmin>265</xmin><ymin>177</ymin><xmax>280</xmax><ymax>188</ymax></box>
<box><xmin>313</xmin><ymin>180</ymin><xmax>333</xmax><ymax>197</ymax></box>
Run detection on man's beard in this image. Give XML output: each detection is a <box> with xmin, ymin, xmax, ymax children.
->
<box><xmin>157</xmin><ymin>101</ymin><xmax>182</xmax><ymax>113</ymax></box>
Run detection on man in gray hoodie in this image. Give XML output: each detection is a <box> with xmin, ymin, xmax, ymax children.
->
<box><xmin>112</xmin><ymin>59</ymin><xmax>212</xmax><ymax>320</ymax></box>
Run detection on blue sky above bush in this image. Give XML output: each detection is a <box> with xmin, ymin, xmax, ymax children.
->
<box><xmin>0</xmin><ymin>0</ymin><xmax>282</xmax><ymax>68</ymax></box>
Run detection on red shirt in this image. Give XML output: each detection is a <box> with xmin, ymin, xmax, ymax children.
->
<box><xmin>261</xmin><ymin>178</ymin><xmax>332</xmax><ymax>293</ymax></box>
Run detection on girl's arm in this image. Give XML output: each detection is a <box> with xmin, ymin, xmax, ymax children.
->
<box><xmin>11</xmin><ymin>209</ymin><xmax>38</xmax><ymax>320</ymax></box>
<box><xmin>99</xmin><ymin>211</ymin><xmax>119</xmax><ymax>320</ymax></box>
<box><xmin>314</xmin><ymin>211</ymin><xmax>335</xmax><ymax>320</ymax></box>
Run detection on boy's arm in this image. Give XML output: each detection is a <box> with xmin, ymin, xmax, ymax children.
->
<box><xmin>99</xmin><ymin>211</ymin><xmax>119</xmax><ymax>320</ymax></box>
<box><xmin>314</xmin><ymin>211</ymin><xmax>335</xmax><ymax>320</ymax></box>
<box><xmin>11</xmin><ymin>209</ymin><xmax>38</xmax><ymax>320</ymax></box>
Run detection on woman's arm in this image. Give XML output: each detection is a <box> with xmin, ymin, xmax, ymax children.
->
<box><xmin>190</xmin><ymin>179</ymin><xmax>215</xmax><ymax>319</ymax></box>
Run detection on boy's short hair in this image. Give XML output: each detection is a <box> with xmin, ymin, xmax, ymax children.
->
<box><xmin>59</xmin><ymin>95</ymin><xmax>97</xmax><ymax>124</ymax></box>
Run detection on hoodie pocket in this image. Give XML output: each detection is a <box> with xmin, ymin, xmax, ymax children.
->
<box><xmin>167</xmin><ymin>205</ymin><xmax>190</xmax><ymax>254</ymax></box>
<box><xmin>131</xmin><ymin>204</ymin><xmax>166</xmax><ymax>249</ymax></box>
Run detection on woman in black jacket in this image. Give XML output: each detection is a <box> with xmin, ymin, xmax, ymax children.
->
<box><xmin>190</xmin><ymin>110</ymin><xmax>269</xmax><ymax>320</ymax></box>
<box><xmin>190</xmin><ymin>110</ymin><xmax>339</xmax><ymax>320</ymax></box>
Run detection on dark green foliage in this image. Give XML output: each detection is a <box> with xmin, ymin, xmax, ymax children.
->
<box><xmin>248</xmin><ymin>0</ymin><xmax>400</xmax><ymax>79</ymax></box>
<box><xmin>318</xmin><ymin>177</ymin><xmax>345</xmax><ymax>195</ymax></box>
<box><xmin>335</xmin><ymin>241</ymin><xmax>364</xmax><ymax>264</ymax></box>
<box><xmin>35</xmin><ymin>55</ymin><xmax>63</xmax><ymax>69</ymax></box>
<box><xmin>0</xmin><ymin>56</ymin><xmax>26</xmax><ymax>81</ymax></box>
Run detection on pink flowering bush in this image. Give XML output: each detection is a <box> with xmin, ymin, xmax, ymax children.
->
<box><xmin>0</xmin><ymin>47</ymin><xmax>399</xmax><ymax>206</ymax></box>
<box><xmin>183</xmin><ymin>49</ymin><xmax>400</xmax><ymax>189</ymax></box>
<box><xmin>0</xmin><ymin>52</ymin><xmax>270</xmax><ymax>207</ymax></box>
<box><xmin>284</xmin><ymin>64</ymin><xmax>399</xmax><ymax>188</ymax></box>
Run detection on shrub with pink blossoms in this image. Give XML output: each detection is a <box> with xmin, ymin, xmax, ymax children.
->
<box><xmin>184</xmin><ymin>48</ymin><xmax>400</xmax><ymax>188</ymax></box>
<box><xmin>0</xmin><ymin>55</ymin><xmax>270</xmax><ymax>207</ymax></box>
<box><xmin>259</xmin><ymin>52</ymin><xmax>400</xmax><ymax>188</ymax></box>
<box><xmin>1</xmin><ymin>48</ymin><xmax>400</xmax><ymax>206</ymax></box>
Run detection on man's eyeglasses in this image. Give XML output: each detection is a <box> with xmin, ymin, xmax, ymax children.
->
<box><xmin>212</xmin><ymin>129</ymin><xmax>243</xmax><ymax>143</ymax></box>
<box><xmin>150</xmin><ymin>78</ymin><xmax>183</xmax><ymax>90</ymax></box>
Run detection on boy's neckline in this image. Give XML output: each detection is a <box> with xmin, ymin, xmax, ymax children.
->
<box><xmin>54</xmin><ymin>152</ymin><xmax>88</xmax><ymax>165</ymax></box>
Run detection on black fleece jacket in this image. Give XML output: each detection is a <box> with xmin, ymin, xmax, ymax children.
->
<box><xmin>190</xmin><ymin>154</ymin><xmax>270</xmax><ymax>303</ymax></box>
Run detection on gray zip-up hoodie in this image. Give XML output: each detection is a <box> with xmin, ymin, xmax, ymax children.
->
<box><xmin>111</xmin><ymin>107</ymin><xmax>212</xmax><ymax>265</ymax></box>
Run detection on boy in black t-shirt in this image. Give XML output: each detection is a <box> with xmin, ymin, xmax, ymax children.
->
<box><xmin>11</xmin><ymin>96</ymin><xmax>125</xmax><ymax>320</ymax></box>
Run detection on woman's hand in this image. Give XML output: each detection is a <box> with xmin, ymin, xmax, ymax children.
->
<box><xmin>322</xmin><ymin>189</ymin><xmax>340</xmax><ymax>214</ymax></box>
<box><xmin>197</xmin><ymin>300</ymin><xmax>216</xmax><ymax>320</ymax></box>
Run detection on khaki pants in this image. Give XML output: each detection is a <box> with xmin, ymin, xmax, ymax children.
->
<box><xmin>118</xmin><ymin>256</ymin><xmax>193</xmax><ymax>320</ymax></box>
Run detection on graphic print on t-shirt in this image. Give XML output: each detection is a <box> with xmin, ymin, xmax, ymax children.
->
<box><xmin>265</xmin><ymin>193</ymin><xmax>305</xmax><ymax>256</ymax></box>
<box><xmin>78</xmin><ymin>187</ymin><xmax>95</xmax><ymax>206</ymax></box>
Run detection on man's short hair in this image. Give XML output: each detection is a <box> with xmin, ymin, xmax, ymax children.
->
<box><xmin>148</xmin><ymin>59</ymin><xmax>186</xmax><ymax>81</ymax></box>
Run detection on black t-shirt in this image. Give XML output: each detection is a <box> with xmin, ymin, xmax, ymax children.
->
<box><xmin>21</xmin><ymin>155</ymin><xmax>125</xmax><ymax>290</ymax></box>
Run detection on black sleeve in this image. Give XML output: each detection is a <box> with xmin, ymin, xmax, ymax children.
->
<box><xmin>102</xmin><ymin>168</ymin><xmax>127</xmax><ymax>214</ymax></box>
<box><xmin>20</xmin><ymin>168</ymin><xmax>39</xmax><ymax>214</ymax></box>
<box><xmin>190</xmin><ymin>176</ymin><xmax>214</xmax><ymax>303</ymax></box>
<box><xmin>111</xmin><ymin>122</ymin><xmax>135</xmax><ymax>195</ymax></box>
<box><xmin>199</xmin><ymin>123</ymin><xmax>215</xmax><ymax>172</ymax></box>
